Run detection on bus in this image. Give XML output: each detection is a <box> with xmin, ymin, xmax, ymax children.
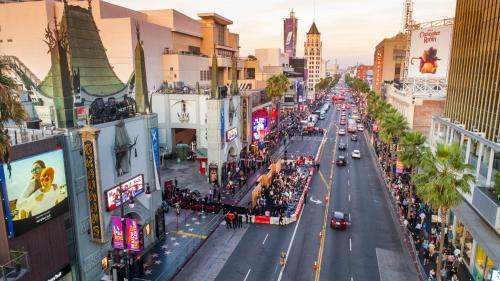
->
<box><xmin>347</xmin><ymin>119</ymin><xmax>357</xmax><ymax>133</ymax></box>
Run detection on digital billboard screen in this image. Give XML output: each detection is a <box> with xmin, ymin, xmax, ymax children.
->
<box><xmin>253</xmin><ymin>117</ymin><xmax>268</xmax><ymax>141</ymax></box>
<box><xmin>105</xmin><ymin>174</ymin><xmax>144</xmax><ymax>211</ymax></box>
<box><xmin>0</xmin><ymin>149</ymin><xmax>69</xmax><ymax>238</ymax></box>
<box><xmin>408</xmin><ymin>25</ymin><xmax>453</xmax><ymax>79</ymax></box>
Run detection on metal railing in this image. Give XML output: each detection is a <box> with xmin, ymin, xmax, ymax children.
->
<box><xmin>5</xmin><ymin>127</ymin><xmax>63</xmax><ymax>146</ymax></box>
<box><xmin>0</xmin><ymin>251</ymin><xmax>30</xmax><ymax>281</ymax></box>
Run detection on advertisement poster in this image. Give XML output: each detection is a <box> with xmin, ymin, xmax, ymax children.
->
<box><xmin>150</xmin><ymin>128</ymin><xmax>161</xmax><ymax>191</ymax></box>
<box><xmin>0</xmin><ymin>149</ymin><xmax>69</xmax><ymax>238</ymax></box>
<box><xmin>105</xmin><ymin>174</ymin><xmax>144</xmax><ymax>211</ymax></box>
<box><xmin>242</xmin><ymin>98</ymin><xmax>248</xmax><ymax>141</ymax></box>
<box><xmin>126</xmin><ymin>218</ymin><xmax>140</xmax><ymax>251</ymax></box>
<box><xmin>111</xmin><ymin>216</ymin><xmax>124</xmax><ymax>249</ymax></box>
<box><xmin>209</xmin><ymin>164</ymin><xmax>218</xmax><ymax>184</ymax></box>
<box><xmin>408</xmin><ymin>25</ymin><xmax>452</xmax><ymax>79</ymax></box>
<box><xmin>284</xmin><ymin>18</ymin><xmax>297</xmax><ymax>57</ymax></box>
<box><xmin>226</xmin><ymin>127</ymin><xmax>238</xmax><ymax>142</ymax></box>
<box><xmin>76</xmin><ymin>106</ymin><xmax>88</xmax><ymax>127</ymax></box>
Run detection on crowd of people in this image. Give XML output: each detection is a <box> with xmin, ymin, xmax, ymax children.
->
<box><xmin>253</xmin><ymin>162</ymin><xmax>309</xmax><ymax>218</ymax></box>
<box><xmin>387</xmin><ymin>174</ymin><xmax>465</xmax><ymax>281</ymax></box>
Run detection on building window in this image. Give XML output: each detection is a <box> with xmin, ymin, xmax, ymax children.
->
<box><xmin>188</xmin><ymin>45</ymin><xmax>201</xmax><ymax>55</ymax></box>
<box><xmin>216</xmin><ymin>23</ymin><xmax>225</xmax><ymax>45</ymax></box>
<box><xmin>200</xmin><ymin>70</ymin><xmax>211</xmax><ymax>81</ymax></box>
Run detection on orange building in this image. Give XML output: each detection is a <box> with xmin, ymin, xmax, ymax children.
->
<box><xmin>355</xmin><ymin>64</ymin><xmax>372</xmax><ymax>81</ymax></box>
<box><xmin>372</xmin><ymin>33</ymin><xmax>407</xmax><ymax>94</ymax></box>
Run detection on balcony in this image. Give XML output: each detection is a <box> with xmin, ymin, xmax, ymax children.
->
<box><xmin>0</xmin><ymin>251</ymin><xmax>30</xmax><ymax>281</ymax></box>
<box><xmin>472</xmin><ymin>186</ymin><xmax>500</xmax><ymax>230</ymax></box>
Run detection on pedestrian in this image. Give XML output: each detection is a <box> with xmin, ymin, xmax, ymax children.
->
<box><xmin>225</xmin><ymin>213</ymin><xmax>231</xmax><ymax>229</ymax></box>
<box><xmin>232</xmin><ymin>212</ymin><xmax>238</xmax><ymax>229</ymax></box>
<box><xmin>209</xmin><ymin>189</ymin><xmax>213</xmax><ymax>202</ymax></box>
<box><xmin>226</xmin><ymin>212</ymin><xmax>234</xmax><ymax>229</ymax></box>
<box><xmin>279</xmin><ymin>213</ymin><xmax>283</xmax><ymax>225</ymax></box>
<box><xmin>238</xmin><ymin>213</ymin><xmax>243</xmax><ymax>228</ymax></box>
<box><xmin>218</xmin><ymin>191</ymin><xmax>221</xmax><ymax>203</ymax></box>
<box><xmin>174</xmin><ymin>177</ymin><xmax>178</xmax><ymax>188</ymax></box>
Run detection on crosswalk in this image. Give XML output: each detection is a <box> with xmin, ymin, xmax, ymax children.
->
<box><xmin>290</xmin><ymin>136</ymin><xmax>323</xmax><ymax>141</ymax></box>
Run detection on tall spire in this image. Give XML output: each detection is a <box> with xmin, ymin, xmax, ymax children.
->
<box><xmin>210</xmin><ymin>46</ymin><xmax>219</xmax><ymax>99</ymax></box>
<box><xmin>307</xmin><ymin>22</ymin><xmax>320</xmax><ymax>35</ymax></box>
<box><xmin>134</xmin><ymin>22</ymin><xmax>150</xmax><ymax>113</ymax></box>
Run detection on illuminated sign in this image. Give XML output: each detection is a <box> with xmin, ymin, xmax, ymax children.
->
<box><xmin>111</xmin><ymin>216</ymin><xmax>124</xmax><ymax>249</ymax></box>
<box><xmin>127</xmin><ymin>218</ymin><xmax>140</xmax><ymax>251</ymax></box>
<box><xmin>242</xmin><ymin>98</ymin><xmax>248</xmax><ymax>141</ymax></box>
<box><xmin>83</xmin><ymin>140</ymin><xmax>104</xmax><ymax>242</ymax></box>
<box><xmin>226</xmin><ymin>127</ymin><xmax>238</xmax><ymax>142</ymax></box>
<box><xmin>253</xmin><ymin>117</ymin><xmax>268</xmax><ymax>141</ymax></box>
<box><xmin>105</xmin><ymin>174</ymin><xmax>144</xmax><ymax>211</ymax></box>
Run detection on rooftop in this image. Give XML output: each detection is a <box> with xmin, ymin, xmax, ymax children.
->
<box><xmin>197</xmin><ymin>12</ymin><xmax>233</xmax><ymax>25</ymax></box>
<box><xmin>307</xmin><ymin>22</ymin><xmax>320</xmax><ymax>35</ymax></box>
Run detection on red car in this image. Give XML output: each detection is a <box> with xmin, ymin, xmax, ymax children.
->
<box><xmin>330</xmin><ymin>211</ymin><xmax>349</xmax><ymax>230</ymax></box>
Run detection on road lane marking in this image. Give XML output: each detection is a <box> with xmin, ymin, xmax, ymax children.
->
<box><xmin>350</xmin><ymin>238</ymin><xmax>352</xmax><ymax>251</ymax></box>
<box><xmin>175</xmin><ymin>231</ymin><xmax>207</xmax><ymax>239</ymax></box>
<box><xmin>244</xmin><ymin>268</ymin><xmax>251</xmax><ymax>281</ymax></box>
<box><xmin>319</xmin><ymin>170</ymin><xmax>330</xmax><ymax>189</ymax></box>
<box><xmin>262</xmin><ymin>233</ymin><xmax>269</xmax><ymax>245</ymax></box>
<box><xmin>348</xmin><ymin>179</ymin><xmax>350</xmax><ymax>186</ymax></box>
<box><xmin>351</xmin><ymin>277</ymin><xmax>354</xmax><ymax>281</ymax></box>
<box><xmin>315</xmin><ymin>173</ymin><xmax>332</xmax><ymax>281</ymax></box>
<box><xmin>349</xmin><ymin>193</ymin><xmax>351</xmax><ymax>201</ymax></box>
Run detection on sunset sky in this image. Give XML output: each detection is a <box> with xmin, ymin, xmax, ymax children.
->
<box><xmin>107</xmin><ymin>0</ymin><xmax>456</xmax><ymax>68</ymax></box>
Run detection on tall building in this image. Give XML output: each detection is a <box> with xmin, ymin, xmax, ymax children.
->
<box><xmin>428</xmin><ymin>1</ymin><xmax>500</xmax><ymax>279</ymax></box>
<box><xmin>304</xmin><ymin>21</ymin><xmax>322</xmax><ymax>94</ymax></box>
<box><xmin>444</xmin><ymin>0</ymin><xmax>500</xmax><ymax>141</ymax></box>
<box><xmin>372</xmin><ymin>33</ymin><xmax>407</xmax><ymax>94</ymax></box>
<box><xmin>283</xmin><ymin>9</ymin><xmax>298</xmax><ymax>58</ymax></box>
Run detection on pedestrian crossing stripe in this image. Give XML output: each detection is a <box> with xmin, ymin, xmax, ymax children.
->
<box><xmin>175</xmin><ymin>231</ymin><xmax>207</xmax><ymax>239</ymax></box>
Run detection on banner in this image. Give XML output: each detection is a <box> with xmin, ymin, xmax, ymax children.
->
<box><xmin>284</xmin><ymin>18</ymin><xmax>297</xmax><ymax>57</ymax></box>
<box><xmin>126</xmin><ymin>218</ymin><xmax>140</xmax><ymax>251</ymax></box>
<box><xmin>111</xmin><ymin>216</ymin><xmax>124</xmax><ymax>249</ymax></box>
<box><xmin>408</xmin><ymin>25</ymin><xmax>453</xmax><ymax>79</ymax></box>
<box><xmin>151</xmin><ymin>128</ymin><xmax>161</xmax><ymax>191</ymax></box>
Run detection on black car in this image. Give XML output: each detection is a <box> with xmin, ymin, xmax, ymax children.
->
<box><xmin>338</xmin><ymin>143</ymin><xmax>346</xmax><ymax>150</ymax></box>
<box><xmin>356</xmin><ymin>118</ymin><xmax>361</xmax><ymax>123</ymax></box>
<box><xmin>351</xmin><ymin>135</ymin><xmax>358</xmax><ymax>141</ymax></box>
<box><xmin>335</xmin><ymin>155</ymin><xmax>347</xmax><ymax>166</ymax></box>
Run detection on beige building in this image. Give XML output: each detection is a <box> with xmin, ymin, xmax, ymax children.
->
<box><xmin>372</xmin><ymin>33</ymin><xmax>407</xmax><ymax>94</ymax></box>
<box><xmin>385</xmin><ymin>85</ymin><xmax>445</xmax><ymax>135</ymax></box>
<box><xmin>304</xmin><ymin>22</ymin><xmax>322</xmax><ymax>95</ymax></box>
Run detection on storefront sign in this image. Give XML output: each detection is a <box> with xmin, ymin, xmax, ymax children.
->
<box><xmin>111</xmin><ymin>216</ymin><xmax>124</xmax><ymax>249</ymax></box>
<box><xmin>76</xmin><ymin>106</ymin><xmax>88</xmax><ymax>127</ymax></box>
<box><xmin>84</xmin><ymin>140</ymin><xmax>104</xmax><ymax>242</ymax></box>
<box><xmin>226</xmin><ymin>127</ymin><xmax>238</xmax><ymax>142</ymax></box>
<box><xmin>127</xmin><ymin>218</ymin><xmax>140</xmax><ymax>251</ymax></box>
<box><xmin>105</xmin><ymin>174</ymin><xmax>144</xmax><ymax>211</ymax></box>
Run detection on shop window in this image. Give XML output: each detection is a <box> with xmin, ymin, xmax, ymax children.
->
<box><xmin>473</xmin><ymin>244</ymin><xmax>496</xmax><ymax>280</ymax></box>
<box><xmin>463</xmin><ymin>230</ymin><xmax>473</xmax><ymax>265</ymax></box>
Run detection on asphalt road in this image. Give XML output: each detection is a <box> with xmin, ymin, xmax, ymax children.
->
<box><xmin>214</xmin><ymin>84</ymin><xmax>417</xmax><ymax>281</ymax></box>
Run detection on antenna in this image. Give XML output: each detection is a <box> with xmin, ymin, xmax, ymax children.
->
<box><xmin>313</xmin><ymin>0</ymin><xmax>316</xmax><ymax>21</ymax></box>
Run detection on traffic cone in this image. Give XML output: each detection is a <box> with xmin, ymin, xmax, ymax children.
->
<box><xmin>325</xmin><ymin>196</ymin><xmax>329</xmax><ymax>203</ymax></box>
<box><xmin>313</xmin><ymin>261</ymin><xmax>318</xmax><ymax>270</ymax></box>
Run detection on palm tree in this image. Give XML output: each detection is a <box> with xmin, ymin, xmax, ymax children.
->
<box><xmin>398</xmin><ymin>131</ymin><xmax>427</xmax><ymax>200</ymax></box>
<box><xmin>265</xmin><ymin>73</ymin><xmax>290</xmax><ymax>139</ymax></box>
<box><xmin>379</xmin><ymin>110</ymin><xmax>408</xmax><ymax>173</ymax></box>
<box><xmin>415</xmin><ymin>142</ymin><xmax>474</xmax><ymax>281</ymax></box>
<box><xmin>0</xmin><ymin>63</ymin><xmax>27</xmax><ymax>163</ymax></box>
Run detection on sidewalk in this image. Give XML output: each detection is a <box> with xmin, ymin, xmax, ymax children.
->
<box><xmin>131</xmin><ymin>143</ymin><xmax>288</xmax><ymax>281</ymax></box>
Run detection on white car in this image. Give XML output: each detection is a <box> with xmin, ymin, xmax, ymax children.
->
<box><xmin>351</xmin><ymin>150</ymin><xmax>361</xmax><ymax>159</ymax></box>
<box><xmin>357</xmin><ymin>125</ymin><xmax>364</xmax><ymax>132</ymax></box>
<box><xmin>338</xmin><ymin>129</ymin><xmax>346</xmax><ymax>135</ymax></box>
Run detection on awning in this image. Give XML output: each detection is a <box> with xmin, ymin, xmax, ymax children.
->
<box><xmin>115</xmin><ymin>119</ymin><xmax>131</xmax><ymax>152</ymax></box>
<box><xmin>452</xmin><ymin>202</ymin><xmax>500</xmax><ymax>266</ymax></box>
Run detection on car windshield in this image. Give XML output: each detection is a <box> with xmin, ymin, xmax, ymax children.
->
<box><xmin>338</xmin><ymin>156</ymin><xmax>345</xmax><ymax>160</ymax></box>
<box><xmin>333</xmin><ymin>212</ymin><xmax>345</xmax><ymax>220</ymax></box>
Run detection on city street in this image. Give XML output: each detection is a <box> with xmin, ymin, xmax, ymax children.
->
<box><xmin>178</xmin><ymin>84</ymin><xmax>418</xmax><ymax>281</ymax></box>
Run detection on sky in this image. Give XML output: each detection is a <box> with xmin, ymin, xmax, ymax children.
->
<box><xmin>106</xmin><ymin>0</ymin><xmax>456</xmax><ymax>68</ymax></box>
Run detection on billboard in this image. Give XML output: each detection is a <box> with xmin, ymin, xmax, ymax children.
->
<box><xmin>105</xmin><ymin>174</ymin><xmax>144</xmax><ymax>211</ymax></box>
<box><xmin>111</xmin><ymin>216</ymin><xmax>124</xmax><ymax>249</ymax></box>
<box><xmin>284</xmin><ymin>18</ymin><xmax>297</xmax><ymax>57</ymax></box>
<box><xmin>0</xmin><ymin>149</ymin><xmax>68</xmax><ymax>238</ymax></box>
<box><xmin>226</xmin><ymin>127</ymin><xmax>238</xmax><ymax>142</ymax></box>
<box><xmin>408</xmin><ymin>25</ymin><xmax>453</xmax><ymax>79</ymax></box>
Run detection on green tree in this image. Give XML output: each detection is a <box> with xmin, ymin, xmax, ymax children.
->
<box><xmin>399</xmin><ymin>131</ymin><xmax>427</xmax><ymax>199</ymax></box>
<box><xmin>0</xmin><ymin>63</ymin><xmax>27</xmax><ymax>163</ymax></box>
<box><xmin>415</xmin><ymin>142</ymin><xmax>474</xmax><ymax>281</ymax></box>
<box><xmin>379</xmin><ymin>110</ymin><xmax>408</xmax><ymax>172</ymax></box>
<box><xmin>265</xmin><ymin>74</ymin><xmax>290</xmax><ymax>103</ymax></box>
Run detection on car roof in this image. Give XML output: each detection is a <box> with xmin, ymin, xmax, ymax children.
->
<box><xmin>353</xmin><ymin>150</ymin><xmax>360</xmax><ymax>153</ymax></box>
